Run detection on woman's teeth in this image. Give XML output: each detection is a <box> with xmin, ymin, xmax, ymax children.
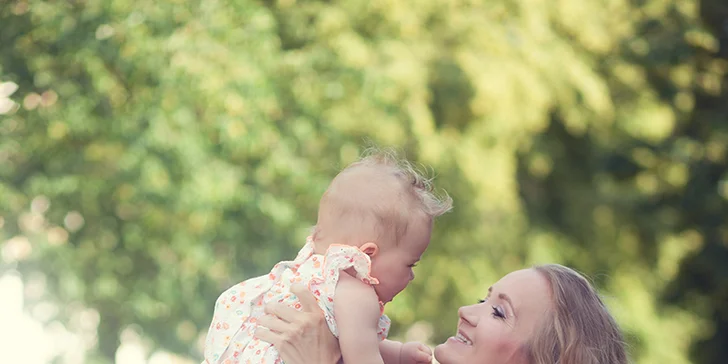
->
<box><xmin>455</xmin><ymin>333</ymin><xmax>472</xmax><ymax>345</ymax></box>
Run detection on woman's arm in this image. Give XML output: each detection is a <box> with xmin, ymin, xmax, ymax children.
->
<box><xmin>334</xmin><ymin>273</ymin><xmax>386</xmax><ymax>364</ymax></box>
<box><xmin>254</xmin><ymin>284</ymin><xmax>341</xmax><ymax>364</ymax></box>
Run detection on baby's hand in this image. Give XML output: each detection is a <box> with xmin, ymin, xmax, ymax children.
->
<box><xmin>400</xmin><ymin>341</ymin><xmax>432</xmax><ymax>364</ymax></box>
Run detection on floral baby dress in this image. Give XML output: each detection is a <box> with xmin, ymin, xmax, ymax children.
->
<box><xmin>203</xmin><ymin>237</ymin><xmax>391</xmax><ymax>364</ymax></box>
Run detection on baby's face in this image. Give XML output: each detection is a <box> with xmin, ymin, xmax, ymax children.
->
<box><xmin>370</xmin><ymin>215</ymin><xmax>433</xmax><ymax>303</ymax></box>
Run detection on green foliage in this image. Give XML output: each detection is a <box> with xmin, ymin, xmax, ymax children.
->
<box><xmin>1</xmin><ymin>0</ymin><xmax>726</xmax><ymax>363</ymax></box>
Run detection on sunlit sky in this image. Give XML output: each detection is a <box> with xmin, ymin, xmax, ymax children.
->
<box><xmin>0</xmin><ymin>271</ymin><xmax>195</xmax><ymax>364</ymax></box>
<box><xmin>0</xmin><ymin>271</ymin><xmax>72</xmax><ymax>363</ymax></box>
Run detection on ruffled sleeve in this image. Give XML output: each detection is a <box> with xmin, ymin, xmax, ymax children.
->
<box><xmin>322</xmin><ymin>244</ymin><xmax>379</xmax><ymax>285</ymax></box>
<box><xmin>308</xmin><ymin>244</ymin><xmax>390</xmax><ymax>340</ymax></box>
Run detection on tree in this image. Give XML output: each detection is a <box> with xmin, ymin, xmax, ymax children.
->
<box><xmin>0</xmin><ymin>0</ymin><xmax>723</xmax><ymax>363</ymax></box>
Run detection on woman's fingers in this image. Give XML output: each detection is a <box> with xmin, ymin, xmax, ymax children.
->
<box><xmin>254</xmin><ymin>314</ymin><xmax>295</xmax><ymax>347</ymax></box>
<box><xmin>290</xmin><ymin>284</ymin><xmax>319</xmax><ymax>313</ymax></box>
<box><xmin>263</xmin><ymin>285</ymin><xmax>320</xmax><ymax>324</ymax></box>
<box><xmin>253</xmin><ymin>325</ymin><xmax>279</xmax><ymax>344</ymax></box>
<box><xmin>257</xmin><ymin>287</ymin><xmax>340</xmax><ymax>364</ymax></box>
<box><xmin>257</xmin><ymin>313</ymin><xmax>291</xmax><ymax>333</ymax></box>
<box><xmin>264</xmin><ymin>302</ymin><xmax>299</xmax><ymax>323</ymax></box>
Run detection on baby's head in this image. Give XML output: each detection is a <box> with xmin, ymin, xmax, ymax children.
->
<box><xmin>312</xmin><ymin>149</ymin><xmax>452</xmax><ymax>302</ymax></box>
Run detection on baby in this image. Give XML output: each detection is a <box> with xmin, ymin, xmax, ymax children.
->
<box><xmin>203</xmin><ymin>150</ymin><xmax>452</xmax><ymax>364</ymax></box>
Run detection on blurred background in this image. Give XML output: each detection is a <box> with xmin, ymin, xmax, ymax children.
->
<box><xmin>1</xmin><ymin>0</ymin><xmax>727</xmax><ymax>363</ymax></box>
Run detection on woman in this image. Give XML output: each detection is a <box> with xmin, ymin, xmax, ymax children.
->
<box><xmin>254</xmin><ymin>264</ymin><xmax>629</xmax><ymax>364</ymax></box>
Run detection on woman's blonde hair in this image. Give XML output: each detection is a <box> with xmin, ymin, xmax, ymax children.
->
<box><xmin>525</xmin><ymin>264</ymin><xmax>629</xmax><ymax>364</ymax></box>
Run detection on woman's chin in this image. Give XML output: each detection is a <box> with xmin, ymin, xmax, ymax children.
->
<box><xmin>434</xmin><ymin>340</ymin><xmax>456</xmax><ymax>363</ymax></box>
<box><xmin>435</xmin><ymin>337</ymin><xmax>473</xmax><ymax>363</ymax></box>
<box><xmin>434</xmin><ymin>343</ymin><xmax>446</xmax><ymax>362</ymax></box>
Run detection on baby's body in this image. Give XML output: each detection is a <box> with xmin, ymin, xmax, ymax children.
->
<box><xmin>203</xmin><ymin>151</ymin><xmax>452</xmax><ymax>364</ymax></box>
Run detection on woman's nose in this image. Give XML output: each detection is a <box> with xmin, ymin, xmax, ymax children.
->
<box><xmin>458</xmin><ymin>304</ymin><xmax>479</xmax><ymax>326</ymax></box>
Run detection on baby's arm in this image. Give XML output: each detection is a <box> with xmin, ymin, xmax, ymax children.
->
<box><xmin>379</xmin><ymin>340</ymin><xmax>403</xmax><ymax>364</ymax></box>
<box><xmin>334</xmin><ymin>273</ymin><xmax>386</xmax><ymax>364</ymax></box>
<box><xmin>381</xmin><ymin>340</ymin><xmax>432</xmax><ymax>364</ymax></box>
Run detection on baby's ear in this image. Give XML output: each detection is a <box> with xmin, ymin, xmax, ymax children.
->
<box><xmin>359</xmin><ymin>242</ymin><xmax>379</xmax><ymax>257</ymax></box>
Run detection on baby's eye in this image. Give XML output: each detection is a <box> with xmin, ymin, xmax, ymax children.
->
<box><xmin>477</xmin><ymin>298</ymin><xmax>486</xmax><ymax>304</ymax></box>
<box><xmin>408</xmin><ymin>263</ymin><xmax>418</xmax><ymax>268</ymax></box>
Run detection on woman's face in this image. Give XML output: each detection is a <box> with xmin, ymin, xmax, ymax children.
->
<box><xmin>434</xmin><ymin>269</ymin><xmax>552</xmax><ymax>364</ymax></box>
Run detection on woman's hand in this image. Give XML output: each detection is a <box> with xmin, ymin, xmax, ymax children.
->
<box><xmin>254</xmin><ymin>284</ymin><xmax>341</xmax><ymax>364</ymax></box>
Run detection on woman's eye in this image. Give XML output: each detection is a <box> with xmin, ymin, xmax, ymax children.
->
<box><xmin>477</xmin><ymin>298</ymin><xmax>486</xmax><ymax>304</ymax></box>
<box><xmin>491</xmin><ymin>305</ymin><xmax>506</xmax><ymax>319</ymax></box>
<box><xmin>408</xmin><ymin>263</ymin><xmax>418</xmax><ymax>268</ymax></box>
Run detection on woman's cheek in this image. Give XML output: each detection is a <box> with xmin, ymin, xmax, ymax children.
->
<box><xmin>493</xmin><ymin>336</ymin><xmax>526</xmax><ymax>363</ymax></box>
<box><xmin>472</xmin><ymin>327</ymin><xmax>518</xmax><ymax>360</ymax></box>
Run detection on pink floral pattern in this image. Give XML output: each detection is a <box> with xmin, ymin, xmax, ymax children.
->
<box><xmin>203</xmin><ymin>237</ymin><xmax>390</xmax><ymax>364</ymax></box>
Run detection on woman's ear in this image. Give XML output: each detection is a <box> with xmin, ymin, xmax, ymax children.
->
<box><xmin>359</xmin><ymin>242</ymin><xmax>379</xmax><ymax>257</ymax></box>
